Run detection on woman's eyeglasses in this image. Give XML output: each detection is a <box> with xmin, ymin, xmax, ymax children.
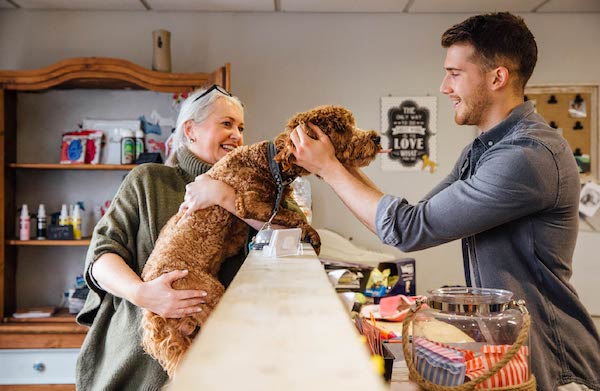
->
<box><xmin>193</xmin><ymin>84</ymin><xmax>232</xmax><ymax>102</ymax></box>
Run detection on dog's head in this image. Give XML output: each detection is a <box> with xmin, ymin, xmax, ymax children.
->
<box><xmin>274</xmin><ymin>105</ymin><xmax>382</xmax><ymax>175</ymax></box>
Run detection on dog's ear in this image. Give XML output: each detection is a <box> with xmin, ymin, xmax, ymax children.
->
<box><xmin>274</xmin><ymin>129</ymin><xmax>296</xmax><ymax>172</ymax></box>
<box><xmin>274</xmin><ymin>128</ymin><xmax>310</xmax><ymax>176</ymax></box>
<box><xmin>299</xmin><ymin>105</ymin><xmax>355</xmax><ymax>137</ymax></box>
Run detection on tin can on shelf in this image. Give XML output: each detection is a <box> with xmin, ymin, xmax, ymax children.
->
<box><xmin>402</xmin><ymin>287</ymin><xmax>536</xmax><ymax>390</ymax></box>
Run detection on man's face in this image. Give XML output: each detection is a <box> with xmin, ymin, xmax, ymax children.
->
<box><xmin>440</xmin><ymin>43</ymin><xmax>492</xmax><ymax>128</ymax></box>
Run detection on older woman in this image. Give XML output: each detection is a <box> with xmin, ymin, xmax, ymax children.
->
<box><xmin>77</xmin><ymin>86</ymin><xmax>256</xmax><ymax>390</ymax></box>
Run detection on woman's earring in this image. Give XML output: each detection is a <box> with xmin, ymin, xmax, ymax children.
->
<box><xmin>189</xmin><ymin>138</ymin><xmax>195</xmax><ymax>143</ymax></box>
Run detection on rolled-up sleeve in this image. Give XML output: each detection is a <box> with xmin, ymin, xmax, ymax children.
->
<box><xmin>77</xmin><ymin>172</ymin><xmax>141</xmax><ymax>326</ymax></box>
<box><xmin>376</xmin><ymin>139</ymin><xmax>558</xmax><ymax>252</ymax></box>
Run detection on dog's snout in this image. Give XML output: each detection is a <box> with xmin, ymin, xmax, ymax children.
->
<box><xmin>371</xmin><ymin>134</ymin><xmax>381</xmax><ymax>145</ymax></box>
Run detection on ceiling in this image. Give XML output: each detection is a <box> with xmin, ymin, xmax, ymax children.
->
<box><xmin>1</xmin><ymin>0</ymin><xmax>599</xmax><ymax>13</ymax></box>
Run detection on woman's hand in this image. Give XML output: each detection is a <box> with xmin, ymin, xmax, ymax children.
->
<box><xmin>289</xmin><ymin>122</ymin><xmax>339</xmax><ymax>177</ymax></box>
<box><xmin>179</xmin><ymin>174</ymin><xmax>234</xmax><ymax>219</ymax></box>
<box><xmin>133</xmin><ymin>269</ymin><xmax>207</xmax><ymax>318</ymax></box>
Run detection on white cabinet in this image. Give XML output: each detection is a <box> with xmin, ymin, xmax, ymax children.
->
<box><xmin>0</xmin><ymin>349</ymin><xmax>79</xmax><ymax>385</ymax></box>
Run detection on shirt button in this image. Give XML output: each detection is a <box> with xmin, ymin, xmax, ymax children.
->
<box><xmin>487</xmin><ymin>141</ymin><xmax>493</xmax><ymax>146</ymax></box>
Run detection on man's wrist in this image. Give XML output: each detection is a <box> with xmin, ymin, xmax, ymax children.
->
<box><xmin>319</xmin><ymin>160</ymin><xmax>345</xmax><ymax>182</ymax></box>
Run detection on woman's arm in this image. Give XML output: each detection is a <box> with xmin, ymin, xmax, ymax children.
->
<box><xmin>180</xmin><ymin>175</ymin><xmax>280</xmax><ymax>230</ymax></box>
<box><xmin>92</xmin><ymin>252</ymin><xmax>207</xmax><ymax>318</ymax></box>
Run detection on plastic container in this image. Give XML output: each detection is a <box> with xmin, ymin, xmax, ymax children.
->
<box><xmin>402</xmin><ymin>287</ymin><xmax>535</xmax><ymax>390</ymax></box>
<box><xmin>59</xmin><ymin>204</ymin><xmax>70</xmax><ymax>226</ymax></box>
<box><xmin>71</xmin><ymin>204</ymin><xmax>82</xmax><ymax>240</ymax></box>
<box><xmin>19</xmin><ymin>204</ymin><xmax>30</xmax><ymax>241</ymax></box>
<box><xmin>135</xmin><ymin>129</ymin><xmax>145</xmax><ymax>162</ymax></box>
<box><xmin>120</xmin><ymin>129</ymin><xmax>135</xmax><ymax>164</ymax></box>
<box><xmin>36</xmin><ymin>204</ymin><xmax>47</xmax><ymax>240</ymax></box>
<box><xmin>291</xmin><ymin>177</ymin><xmax>312</xmax><ymax>224</ymax></box>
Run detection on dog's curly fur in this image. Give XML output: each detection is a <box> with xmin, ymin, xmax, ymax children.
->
<box><xmin>140</xmin><ymin>105</ymin><xmax>382</xmax><ymax>376</ymax></box>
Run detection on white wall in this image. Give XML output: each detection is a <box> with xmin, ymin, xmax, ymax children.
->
<box><xmin>1</xmin><ymin>10</ymin><xmax>599</xmax><ymax>303</ymax></box>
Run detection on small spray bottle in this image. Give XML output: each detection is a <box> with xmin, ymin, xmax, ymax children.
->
<box><xmin>36</xmin><ymin>204</ymin><xmax>47</xmax><ymax>240</ymax></box>
<box><xmin>59</xmin><ymin>204</ymin><xmax>69</xmax><ymax>226</ymax></box>
<box><xmin>19</xmin><ymin>204</ymin><xmax>30</xmax><ymax>241</ymax></box>
<box><xmin>72</xmin><ymin>204</ymin><xmax>82</xmax><ymax>240</ymax></box>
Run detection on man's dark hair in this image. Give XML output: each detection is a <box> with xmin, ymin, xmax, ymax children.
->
<box><xmin>441</xmin><ymin>12</ymin><xmax>537</xmax><ymax>91</ymax></box>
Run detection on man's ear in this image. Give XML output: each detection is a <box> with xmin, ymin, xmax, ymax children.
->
<box><xmin>490</xmin><ymin>66</ymin><xmax>510</xmax><ymax>91</ymax></box>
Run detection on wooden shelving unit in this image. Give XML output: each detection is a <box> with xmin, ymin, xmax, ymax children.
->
<box><xmin>7</xmin><ymin>239</ymin><xmax>91</xmax><ymax>246</ymax></box>
<box><xmin>0</xmin><ymin>57</ymin><xmax>231</xmax><ymax>388</ymax></box>
<box><xmin>10</xmin><ymin>163</ymin><xmax>137</xmax><ymax>170</ymax></box>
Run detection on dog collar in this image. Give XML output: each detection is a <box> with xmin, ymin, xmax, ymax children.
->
<box><xmin>267</xmin><ymin>141</ymin><xmax>295</xmax><ymax>218</ymax></box>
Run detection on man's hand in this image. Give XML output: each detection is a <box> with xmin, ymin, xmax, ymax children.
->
<box><xmin>133</xmin><ymin>269</ymin><xmax>207</xmax><ymax>318</ymax></box>
<box><xmin>289</xmin><ymin>122</ymin><xmax>339</xmax><ymax>177</ymax></box>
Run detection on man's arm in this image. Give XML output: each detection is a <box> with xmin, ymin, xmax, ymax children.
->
<box><xmin>289</xmin><ymin>123</ymin><xmax>384</xmax><ymax>233</ymax></box>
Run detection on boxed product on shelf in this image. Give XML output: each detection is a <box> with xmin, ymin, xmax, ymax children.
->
<box><xmin>60</xmin><ymin>130</ymin><xmax>103</xmax><ymax>164</ymax></box>
<box><xmin>82</xmin><ymin>118</ymin><xmax>142</xmax><ymax>164</ymax></box>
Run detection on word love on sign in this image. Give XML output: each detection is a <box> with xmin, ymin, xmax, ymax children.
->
<box><xmin>381</xmin><ymin>97</ymin><xmax>438</xmax><ymax>173</ymax></box>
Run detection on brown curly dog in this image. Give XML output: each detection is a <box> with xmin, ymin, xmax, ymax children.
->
<box><xmin>140</xmin><ymin>105</ymin><xmax>382</xmax><ymax>376</ymax></box>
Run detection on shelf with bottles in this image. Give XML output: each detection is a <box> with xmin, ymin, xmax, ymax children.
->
<box><xmin>0</xmin><ymin>58</ymin><xmax>230</xmax><ymax>354</ymax></box>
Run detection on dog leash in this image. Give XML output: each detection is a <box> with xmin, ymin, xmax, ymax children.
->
<box><xmin>267</xmin><ymin>141</ymin><xmax>295</xmax><ymax>223</ymax></box>
<box><xmin>253</xmin><ymin>142</ymin><xmax>295</xmax><ymax>249</ymax></box>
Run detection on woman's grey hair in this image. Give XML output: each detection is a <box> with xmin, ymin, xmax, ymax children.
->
<box><xmin>166</xmin><ymin>87</ymin><xmax>244</xmax><ymax>166</ymax></box>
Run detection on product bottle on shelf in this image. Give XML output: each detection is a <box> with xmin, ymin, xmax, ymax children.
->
<box><xmin>36</xmin><ymin>204</ymin><xmax>47</xmax><ymax>240</ymax></box>
<box><xmin>121</xmin><ymin>129</ymin><xmax>135</xmax><ymax>164</ymax></box>
<box><xmin>72</xmin><ymin>204</ymin><xmax>82</xmax><ymax>240</ymax></box>
<box><xmin>19</xmin><ymin>204</ymin><xmax>30</xmax><ymax>241</ymax></box>
<box><xmin>59</xmin><ymin>204</ymin><xmax>70</xmax><ymax>226</ymax></box>
<box><xmin>135</xmin><ymin>129</ymin><xmax>145</xmax><ymax>162</ymax></box>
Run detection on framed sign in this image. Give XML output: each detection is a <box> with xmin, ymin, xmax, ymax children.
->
<box><xmin>381</xmin><ymin>96</ymin><xmax>437</xmax><ymax>172</ymax></box>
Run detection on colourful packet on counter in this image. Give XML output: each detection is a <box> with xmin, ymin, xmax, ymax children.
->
<box><xmin>465</xmin><ymin>345</ymin><xmax>529</xmax><ymax>388</ymax></box>
<box><xmin>364</xmin><ymin>268</ymin><xmax>390</xmax><ymax>297</ymax></box>
<box><xmin>413</xmin><ymin>337</ymin><xmax>466</xmax><ymax>386</ymax></box>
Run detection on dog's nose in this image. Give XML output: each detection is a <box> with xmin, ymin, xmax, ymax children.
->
<box><xmin>371</xmin><ymin>135</ymin><xmax>381</xmax><ymax>145</ymax></box>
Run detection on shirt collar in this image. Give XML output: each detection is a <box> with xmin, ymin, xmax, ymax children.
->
<box><xmin>176</xmin><ymin>147</ymin><xmax>212</xmax><ymax>181</ymax></box>
<box><xmin>477</xmin><ymin>101</ymin><xmax>535</xmax><ymax>149</ymax></box>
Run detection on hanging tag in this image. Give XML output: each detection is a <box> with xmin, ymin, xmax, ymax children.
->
<box><xmin>251</xmin><ymin>223</ymin><xmax>273</xmax><ymax>250</ymax></box>
<box><xmin>263</xmin><ymin>228</ymin><xmax>303</xmax><ymax>257</ymax></box>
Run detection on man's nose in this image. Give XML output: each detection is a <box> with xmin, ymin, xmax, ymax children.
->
<box><xmin>440</xmin><ymin>75</ymin><xmax>451</xmax><ymax>94</ymax></box>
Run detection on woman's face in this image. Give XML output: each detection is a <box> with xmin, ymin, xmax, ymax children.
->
<box><xmin>185</xmin><ymin>97</ymin><xmax>245</xmax><ymax>164</ymax></box>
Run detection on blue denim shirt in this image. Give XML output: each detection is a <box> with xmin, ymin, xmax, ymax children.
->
<box><xmin>376</xmin><ymin>102</ymin><xmax>600</xmax><ymax>390</ymax></box>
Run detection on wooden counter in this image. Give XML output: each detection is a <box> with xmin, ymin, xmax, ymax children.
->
<box><xmin>167</xmin><ymin>244</ymin><xmax>387</xmax><ymax>391</ymax></box>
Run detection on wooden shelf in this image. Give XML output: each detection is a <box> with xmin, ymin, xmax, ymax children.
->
<box><xmin>7</xmin><ymin>239</ymin><xmax>91</xmax><ymax>246</ymax></box>
<box><xmin>0</xmin><ymin>57</ymin><xmax>229</xmax><ymax>93</ymax></box>
<box><xmin>7</xmin><ymin>309</ymin><xmax>77</xmax><ymax>323</ymax></box>
<box><xmin>0</xmin><ymin>56</ymin><xmax>231</xmax><ymax>388</ymax></box>
<box><xmin>10</xmin><ymin>163</ymin><xmax>137</xmax><ymax>170</ymax></box>
<box><xmin>0</xmin><ymin>310</ymin><xmax>87</xmax><ymax>349</ymax></box>
<box><xmin>0</xmin><ymin>386</ymin><xmax>75</xmax><ymax>391</ymax></box>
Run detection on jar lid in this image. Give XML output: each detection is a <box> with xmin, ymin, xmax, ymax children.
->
<box><xmin>427</xmin><ymin>287</ymin><xmax>513</xmax><ymax>314</ymax></box>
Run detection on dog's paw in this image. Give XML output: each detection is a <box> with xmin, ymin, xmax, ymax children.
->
<box><xmin>302</xmin><ymin>226</ymin><xmax>321</xmax><ymax>255</ymax></box>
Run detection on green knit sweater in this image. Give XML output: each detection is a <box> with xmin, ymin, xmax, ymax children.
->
<box><xmin>76</xmin><ymin>148</ymin><xmax>284</xmax><ymax>391</ymax></box>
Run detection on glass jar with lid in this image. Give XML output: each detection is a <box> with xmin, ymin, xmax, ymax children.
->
<box><xmin>402</xmin><ymin>287</ymin><xmax>536</xmax><ymax>390</ymax></box>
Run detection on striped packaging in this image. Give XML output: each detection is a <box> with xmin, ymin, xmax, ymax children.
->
<box><xmin>465</xmin><ymin>345</ymin><xmax>529</xmax><ymax>388</ymax></box>
<box><xmin>413</xmin><ymin>337</ymin><xmax>466</xmax><ymax>386</ymax></box>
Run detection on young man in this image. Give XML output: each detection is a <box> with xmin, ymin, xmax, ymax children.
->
<box><xmin>290</xmin><ymin>12</ymin><xmax>600</xmax><ymax>391</ymax></box>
